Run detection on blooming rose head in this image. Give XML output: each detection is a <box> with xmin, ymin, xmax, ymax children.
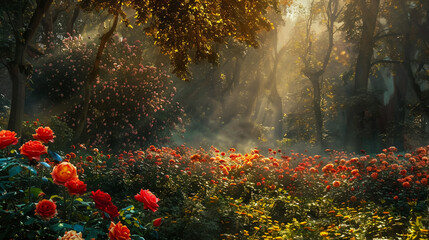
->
<box><xmin>35</xmin><ymin>199</ymin><xmax>57</xmax><ymax>220</ymax></box>
<box><xmin>153</xmin><ymin>217</ymin><xmax>162</xmax><ymax>227</ymax></box>
<box><xmin>51</xmin><ymin>162</ymin><xmax>78</xmax><ymax>185</ymax></box>
<box><xmin>103</xmin><ymin>204</ymin><xmax>119</xmax><ymax>220</ymax></box>
<box><xmin>32</xmin><ymin>126</ymin><xmax>55</xmax><ymax>143</ymax></box>
<box><xmin>333</xmin><ymin>180</ymin><xmax>341</xmax><ymax>187</ymax></box>
<box><xmin>65</xmin><ymin>178</ymin><xmax>87</xmax><ymax>195</ymax></box>
<box><xmin>134</xmin><ymin>189</ymin><xmax>159</xmax><ymax>212</ymax></box>
<box><xmin>91</xmin><ymin>190</ymin><xmax>112</xmax><ymax>210</ymax></box>
<box><xmin>19</xmin><ymin>140</ymin><xmax>48</xmax><ymax>161</ymax></box>
<box><xmin>0</xmin><ymin>130</ymin><xmax>18</xmax><ymax>149</ymax></box>
<box><xmin>108</xmin><ymin>221</ymin><xmax>131</xmax><ymax>240</ymax></box>
<box><xmin>58</xmin><ymin>230</ymin><xmax>84</xmax><ymax>240</ymax></box>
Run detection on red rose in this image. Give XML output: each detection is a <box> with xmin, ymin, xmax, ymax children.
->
<box><xmin>402</xmin><ymin>181</ymin><xmax>411</xmax><ymax>188</ymax></box>
<box><xmin>108</xmin><ymin>221</ymin><xmax>131</xmax><ymax>240</ymax></box>
<box><xmin>33</xmin><ymin>127</ymin><xmax>55</xmax><ymax>143</ymax></box>
<box><xmin>65</xmin><ymin>179</ymin><xmax>87</xmax><ymax>195</ymax></box>
<box><xmin>0</xmin><ymin>130</ymin><xmax>18</xmax><ymax>149</ymax></box>
<box><xmin>153</xmin><ymin>217</ymin><xmax>162</xmax><ymax>227</ymax></box>
<box><xmin>19</xmin><ymin>140</ymin><xmax>48</xmax><ymax>161</ymax></box>
<box><xmin>35</xmin><ymin>199</ymin><xmax>57</xmax><ymax>220</ymax></box>
<box><xmin>91</xmin><ymin>190</ymin><xmax>112</xmax><ymax>210</ymax></box>
<box><xmin>134</xmin><ymin>189</ymin><xmax>159</xmax><ymax>212</ymax></box>
<box><xmin>103</xmin><ymin>204</ymin><xmax>119</xmax><ymax>220</ymax></box>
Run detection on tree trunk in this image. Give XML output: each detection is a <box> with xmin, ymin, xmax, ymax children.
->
<box><xmin>73</xmin><ymin>14</ymin><xmax>119</xmax><ymax>142</ymax></box>
<box><xmin>346</xmin><ymin>0</ymin><xmax>380</xmax><ymax>151</ymax></box>
<box><xmin>354</xmin><ymin>0</ymin><xmax>380</xmax><ymax>93</ymax></box>
<box><xmin>7</xmin><ymin>0</ymin><xmax>53</xmax><ymax>136</ymax></box>
<box><xmin>269</xmin><ymin>81</ymin><xmax>283</xmax><ymax>140</ymax></box>
<box><xmin>66</xmin><ymin>7</ymin><xmax>80</xmax><ymax>36</ymax></box>
<box><xmin>300</xmin><ymin>0</ymin><xmax>339</xmax><ymax>147</ymax></box>
<box><xmin>310</xmin><ymin>76</ymin><xmax>323</xmax><ymax>147</ymax></box>
<box><xmin>7</xmin><ymin>60</ymin><xmax>26</xmax><ymax>136</ymax></box>
<box><xmin>41</xmin><ymin>10</ymin><xmax>54</xmax><ymax>48</ymax></box>
<box><xmin>222</xmin><ymin>57</ymin><xmax>243</xmax><ymax>124</ymax></box>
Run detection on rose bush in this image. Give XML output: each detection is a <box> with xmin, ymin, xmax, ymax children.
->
<box><xmin>4</xmin><ymin>126</ymin><xmax>429</xmax><ymax>239</ymax></box>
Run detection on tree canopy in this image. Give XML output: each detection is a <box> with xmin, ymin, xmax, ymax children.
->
<box><xmin>78</xmin><ymin>0</ymin><xmax>284</xmax><ymax>80</ymax></box>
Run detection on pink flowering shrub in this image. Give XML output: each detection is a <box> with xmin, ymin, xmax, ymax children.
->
<box><xmin>32</xmin><ymin>36</ymin><xmax>184</xmax><ymax>151</ymax></box>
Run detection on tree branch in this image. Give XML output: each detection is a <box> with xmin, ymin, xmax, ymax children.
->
<box><xmin>370</xmin><ymin>59</ymin><xmax>404</xmax><ymax>67</ymax></box>
<box><xmin>23</xmin><ymin>0</ymin><xmax>54</xmax><ymax>44</ymax></box>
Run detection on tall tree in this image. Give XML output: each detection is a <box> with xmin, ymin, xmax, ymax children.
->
<box><xmin>1</xmin><ymin>0</ymin><xmax>53</xmax><ymax>136</ymax></box>
<box><xmin>72</xmin><ymin>0</ymin><xmax>289</xmax><ymax>141</ymax></box>
<box><xmin>343</xmin><ymin>0</ymin><xmax>381</xmax><ymax>150</ymax></box>
<box><xmin>301</xmin><ymin>0</ymin><xmax>342</xmax><ymax>147</ymax></box>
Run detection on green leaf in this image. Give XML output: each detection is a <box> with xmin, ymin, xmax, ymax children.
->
<box><xmin>8</xmin><ymin>165</ymin><xmax>22</xmax><ymax>177</ymax></box>
<box><xmin>49</xmin><ymin>150</ymin><xmax>63</xmax><ymax>162</ymax></box>
<box><xmin>22</xmin><ymin>203</ymin><xmax>35</xmax><ymax>214</ymax></box>
<box><xmin>73</xmin><ymin>224</ymin><xmax>84</xmax><ymax>232</ymax></box>
<box><xmin>29</xmin><ymin>187</ymin><xmax>42</xmax><ymax>198</ymax></box>
<box><xmin>24</xmin><ymin>217</ymin><xmax>35</xmax><ymax>225</ymax></box>
<box><xmin>0</xmin><ymin>192</ymin><xmax>16</xmax><ymax>201</ymax></box>
<box><xmin>0</xmin><ymin>157</ymin><xmax>13</xmax><ymax>163</ymax></box>
<box><xmin>40</xmin><ymin>162</ymin><xmax>51</xmax><ymax>168</ymax></box>
<box><xmin>50</xmin><ymin>195</ymin><xmax>63</xmax><ymax>200</ymax></box>
<box><xmin>121</xmin><ymin>205</ymin><xmax>135</xmax><ymax>211</ymax></box>
<box><xmin>21</xmin><ymin>164</ymin><xmax>37</xmax><ymax>175</ymax></box>
<box><xmin>131</xmin><ymin>235</ymin><xmax>145</xmax><ymax>240</ymax></box>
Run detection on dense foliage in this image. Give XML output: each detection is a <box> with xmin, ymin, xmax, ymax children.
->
<box><xmin>2</xmin><ymin>126</ymin><xmax>429</xmax><ymax>239</ymax></box>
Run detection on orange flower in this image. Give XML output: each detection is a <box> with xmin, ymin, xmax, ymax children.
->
<box><xmin>51</xmin><ymin>162</ymin><xmax>78</xmax><ymax>185</ymax></box>
<box><xmin>20</xmin><ymin>140</ymin><xmax>48</xmax><ymax>161</ymax></box>
<box><xmin>0</xmin><ymin>130</ymin><xmax>18</xmax><ymax>149</ymax></box>
<box><xmin>333</xmin><ymin>181</ymin><xmax>340</xmax><ymax>187</ymax></box>
<box><xmin>35</xmin><ymin>199</ymin><xmax>57</xmax><ymax>220</ymax></box>
<box><xmin>108</xmin><ymin>221</ymin><xmax>131</xmax><ymax>240</ymax></box>
<box><xmin>58</xmin><ymin>230</ymin><xmax>84</xmax><ymax>240</ymax></box>
<box><xmin>33</xmin><ymin>127</ymin><xmax>55</xmax><ymax>143</ymax></box>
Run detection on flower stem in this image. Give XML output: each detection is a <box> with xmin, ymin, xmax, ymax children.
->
<box><xmin>63</xmin><ymin>188</ymin><xmax>68</xmax><ymax>220</ymax></box>
<box><xmin>28</xmin><ymin>169</ymin><xmax>32</xmax><ymax>202</ymax></box>
<box><xmin>69</xmin><ymin>195</ymin><xmax>75</xmax><ymax>222</ymax></box>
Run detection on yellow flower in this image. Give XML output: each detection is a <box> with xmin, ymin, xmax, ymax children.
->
<box><xmin>320</xmin><ymin>231</ymin><xmax>329</xmax><ymax>237</ymax></box>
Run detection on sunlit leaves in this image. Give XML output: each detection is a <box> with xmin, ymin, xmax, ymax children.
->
<box><xmin>78</xmin><ymin>0</ymin><xmax>290</xmax><ymax>80</ymax></box>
